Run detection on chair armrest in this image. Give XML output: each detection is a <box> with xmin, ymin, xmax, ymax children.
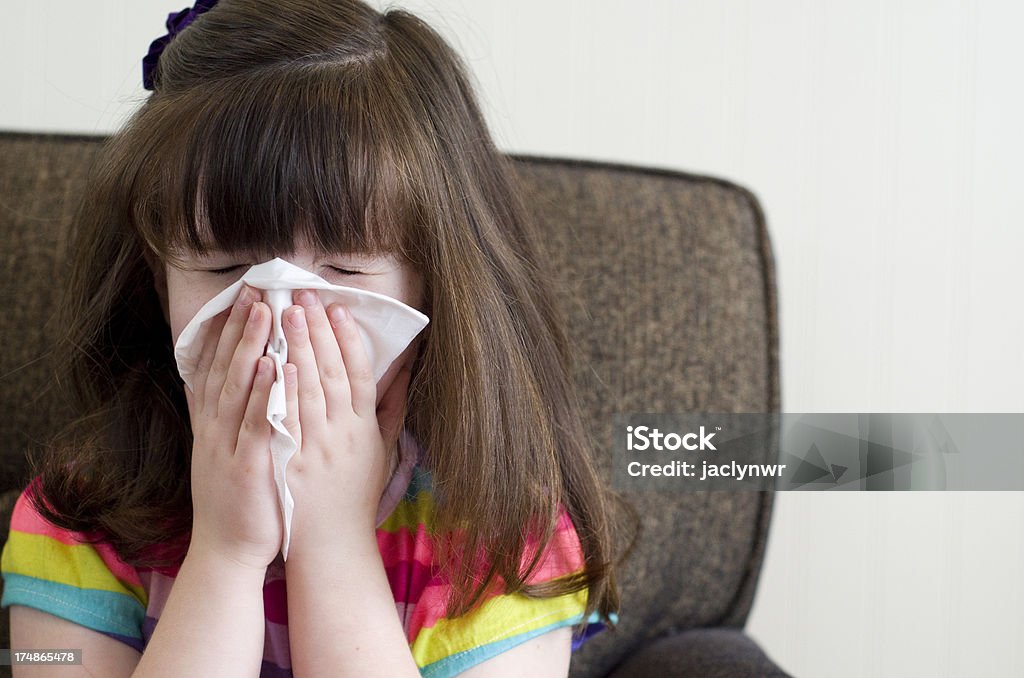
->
<box><xmin>606</xmin><ymin>627</ymin><xmax>791</xmax><ymax>678</ymax></box>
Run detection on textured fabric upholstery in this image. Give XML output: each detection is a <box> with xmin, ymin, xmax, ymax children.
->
<box><xmin>0</xmin><ymin>131</ymin><xmax>785</xmax><ymax>677</ymax></box>
<box><xmin>607</xmin><ymin>627</ymin><xmax>790</xmax><ymax>677</ymax></box>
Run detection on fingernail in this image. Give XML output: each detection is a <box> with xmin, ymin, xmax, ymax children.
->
<box><xmin>288</xmin><ymin>307</ymin><xmax>306</xmax><ymax>329</ymax></box>
<box><xmin>297</xmin><ymin>290</ymin><xmax>317</xmax><ymax>307</ymax></box>
<box><xmin>248</xmin><ymin>303</ymin><xmax>261</xmax><ymax>323</ymax></box>
<box><xmin>329</xmin><ymin>305</ymin><xmax>347</xmax><ymax>325</ymax></box>
<box><xmin>238</xmin><ymin>285</ymin><xmax>257</xmax><ymax>306</ymax></box>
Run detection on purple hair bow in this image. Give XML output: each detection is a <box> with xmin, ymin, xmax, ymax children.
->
<box><xmin>142</xmin><ymin>0</ymin><xmax>220</xmax><ymax>90</ymax></box>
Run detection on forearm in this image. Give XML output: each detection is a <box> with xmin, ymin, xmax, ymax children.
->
<box><xmin>286</xmin><ymin>530</ymin><xmax>420</xmax><ymax>677</ymax></box>
<box><xmin>132</xmin><ymin>548</ymin><xmax>267</xmax><ymax>677</ymax></box>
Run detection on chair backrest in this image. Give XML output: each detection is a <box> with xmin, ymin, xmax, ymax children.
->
<box><xmin>0</xmin><ymin>131</ymin><xmax>780</xmax><ymax>677</ymax></box>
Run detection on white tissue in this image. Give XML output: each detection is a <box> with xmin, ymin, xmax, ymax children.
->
<box><xmin>173</xmin><ymin>257</ymin><xmax>430</xmax><ymax>560</ymax></box>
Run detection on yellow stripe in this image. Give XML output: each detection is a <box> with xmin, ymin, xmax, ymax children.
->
<box><xmin>378</xmin><ymin>489</ymin><xmax>437</xmax><ymax>533</ymax></box>
<box><xmin>1</xmin><ymin>531</ymin><xmax>147</xmax><ymax>606</ymax></box>
<box><xmin>410</xmin><ymin>587</ymin><xmax>588</xmax><ymax>667</ymax></box>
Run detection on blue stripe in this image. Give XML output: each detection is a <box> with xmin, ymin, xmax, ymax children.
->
<box><xmin>420</xmin><ymin>612</ymin><xmax>592</xmax><ymax>678</ymax></box>
<box><xmin>0</xmin><ymin>572</ymin><xmax>145</xmax><ymax>639</ymax></box>
<box><xmin>405</xmin><ymin>464</ymin><xmax>433</xmax><ymax>498</ymax></box>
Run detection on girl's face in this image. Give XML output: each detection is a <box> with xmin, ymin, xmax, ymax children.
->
<box><xmin>152</xmin><ymin>238</ymin><xmax>426</xmax><ymax>406</ymax></box>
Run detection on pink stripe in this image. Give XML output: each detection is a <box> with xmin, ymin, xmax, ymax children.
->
<box><xmin>384</xmin><ymin>558</ymin><xmax>442</xmax><ymax>604</ymax></box>
<box><xmin>517</xmin><ymin>509</ymin><xmax>585</xmax><ymax>587</ymax></box>
<box><xmin>9</xmin><ymin>485</ymin><xmax>144</xmax><ymax>589</ymax></box>
<box><xmin>10</xmin><ymin>486</ymin><xmax>94</xmax><ymax>544</ymax></box>
<box><xmin>376</xmin><ymin>510</ymin><xmax>579</xmax><ymax>577</ymax></box>
<box><xmin>408</xmin><ymin>581</ymin><xmax>455</xmax><ymax>634</ymax></box>
<box><xmin>377</xmin><ymin>524</ymin><xmax>434</xmax><ymax>571</ymax></box>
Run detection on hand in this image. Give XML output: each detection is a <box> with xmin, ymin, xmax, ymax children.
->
<box><xmin>184</xmin><ymin>284</ymin><xmax>283</xmax><ymax>571</ymax></box>
<box><xmin>280</xmin><ymin>289</ymin><xmax>414</xmax><ymax>557</ymax></box>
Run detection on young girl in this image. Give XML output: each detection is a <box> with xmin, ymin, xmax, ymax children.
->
<box><xmin>0</xmin><ymin>0</ymin><xmax>625</xmax><ymax>675</ymax></box>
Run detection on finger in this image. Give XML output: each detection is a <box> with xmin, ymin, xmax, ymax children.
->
<box><xmin>282</xmin><ymin>362</ymin><xmax>301</xmax><ymax>448</ymax></box>
<box><xmin>235</xmin><ymin>355</ymin><xmax>274</xmax><ymax>457</ymax></box>
<box><xmin>296</xmin><ymin>290</ymin><xmax>349</xmax><ymax>418</ymax></box>
<box><xmin>205</xmin><ymin>285</ymin><xmax>260</xmax><ymax>412</ymax></box>
<box><xmin>192</xmin><ymin>309</ymin><xmax>229</xmax><ymax>416</ymax></box>
<box><xmin>218</xmin><ymin>301</ymin><xmax>272</xmax><ymax>422</ymax></box>
<box><xmin>328</xmin><ymin>304</ymin><xmax>376</xmax><ymax>418</ymax></box>
<box><xmin>377</xmin><ymin>364</ymin><xmax>412</xmax><ymax>451</ymax></box>
<box><xmin>282</xmin><ymin>304</ymin><xmax>327</xmax><ymax>427</ymax></box>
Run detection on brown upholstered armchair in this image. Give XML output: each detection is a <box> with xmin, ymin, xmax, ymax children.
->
<box><xmin>0</xmin><ymin>130</ymin><xmax>790</xmax><ymax>677</ymax></box>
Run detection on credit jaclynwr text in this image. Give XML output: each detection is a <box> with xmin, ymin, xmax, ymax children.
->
<box><xmin>627</xmin><ymin>459</ymin><xmax>788</xmax><ymax>481</ymax></box>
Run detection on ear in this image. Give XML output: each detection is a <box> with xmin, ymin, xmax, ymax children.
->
<box><xmin>142</xmin><ymin>246</ymin><xmax>170</xmax><ymax>325</ymax></box>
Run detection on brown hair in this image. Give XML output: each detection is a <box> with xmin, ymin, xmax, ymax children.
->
<box><xmin>30</xmin><ymin>0</ymin><xmax>632</xmax><ymax>629</ymax></box>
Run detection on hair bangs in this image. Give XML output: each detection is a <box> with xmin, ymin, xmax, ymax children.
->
<box><xmin>130</xmin><ymin>66</ymin><xmax>423</xmax><ymax>267</ymax></box>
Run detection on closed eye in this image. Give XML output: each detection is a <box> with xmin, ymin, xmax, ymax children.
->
<box><xmin>326</xmin><ymin>266</ymin><xmax>362</xmax><ymax>276</ymax></box>
<box><xmin>208</xmin><ymin>265</ymin><xmax>244</xmax><ymax>275</ymax></box>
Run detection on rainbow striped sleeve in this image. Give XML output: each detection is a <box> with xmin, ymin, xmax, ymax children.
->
<box><xmin>379</xmin><ymin>466</ymin><xmax>613</xmax><ymax>677</ymax></box>
<box><xmin>0</xmin><ymin>480</ymin><xmax>148</xmax><ymax>652</ymax></box>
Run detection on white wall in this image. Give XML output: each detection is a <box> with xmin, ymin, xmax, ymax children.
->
<box><xmin>4</xmin><ymin>1</ymin><xmax>1023</xmax><ymax>676</ymax></box>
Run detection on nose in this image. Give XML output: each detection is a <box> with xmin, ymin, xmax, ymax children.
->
<box><xmin>275</xmin><ymin>252</ymin><xmax>317</xmax><ymax>274</ymax></box>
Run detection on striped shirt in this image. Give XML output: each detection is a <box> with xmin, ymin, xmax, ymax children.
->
<box><xmin>0</xmin><ymin>430</ymin><xmax>611</xmax><ymax>676</ymax></box>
